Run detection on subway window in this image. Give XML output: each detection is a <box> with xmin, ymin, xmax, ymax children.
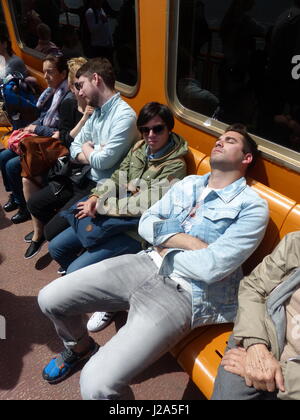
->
<box><xmin>10</xmin><ymin>0</ymin><xmax>138</xmax><ymax>87</ymax></box>
<box><xmin>175</xmin><ymin>0</ymin><xmax>300</xmax><ymax>153</ymax></box>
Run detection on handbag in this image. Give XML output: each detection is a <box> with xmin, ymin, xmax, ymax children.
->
<box><xmin>20</xmin><ymin>136</ymin><xmax>69</xmax><ymax>178</ymax></box>
<box><xmin>7</xmin><ymin>129</ymin><xmax>37</xmax><ymax>155</ymax></box>
<box><xmin>47</xmin><ymin>155</ymin><xmax>91</xmax><ymax>187</ymax></box>
<box><xmin>61</xmin><ymin>197</ymin><xmax>140</xmax><ymax>250</ymax></box>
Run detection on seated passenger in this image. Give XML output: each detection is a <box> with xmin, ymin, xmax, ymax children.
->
<box><xmin>212</xmin><ymin>231</ymin><xmax>300</xmax><ymax>401</ymax></box>
<box><xmin>49</xmin><ymin>101</ymin><xmax>188</xmax><ymax>330</ymax></box>
<box><xmin>23</xmin><ymin>56</ymin><xmax>94</xmax><ymax>259</ymax></box>
<box><xmin>38</xmin><ymin>123</ymin><xmax>269</xmax><ymax>398</ymax></box>
<box><xmin>0</xmin><ymin>55</ymin><xmax>69</xmax><ymax>224</ymax></box>
<box><xmin>0</xmin><ymin>26</ymin><xmax>28</xmax><ymax>81</ymax></box>
<box><xmin>35</xmin><ymin>23</ymin><xmax>62</xmax><ymax>57</ymax></box>
<box><xmin>26</xmin><ymin>57</ymin><xmax>138</xmax><ymax>249</ymax></box>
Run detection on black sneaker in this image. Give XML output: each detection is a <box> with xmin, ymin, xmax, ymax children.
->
<box><xmin>24</xmin><ymin>231</ymin><xmax>34</xmax><ymax>243</ymax></box>
<box><xmin>24</xmin><ymin>236</ymin><xmax>45</xmax><ymax>259</ymax></box>
<box><xmin>11</xmin><ymin>208</ymin><xmax>31</xmax><ymax>224</ymax></box>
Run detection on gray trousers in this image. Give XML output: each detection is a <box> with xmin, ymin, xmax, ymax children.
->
<box><xmin>38</xmin><ymin>253</ymin><xmax>192</xmax><ymax>400</ymax></box>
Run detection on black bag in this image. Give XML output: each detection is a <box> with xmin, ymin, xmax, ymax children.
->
<box><xmin>47</xmin><ymin>156</ymin><xmax>91</xmax><ymax>191</ymax></box>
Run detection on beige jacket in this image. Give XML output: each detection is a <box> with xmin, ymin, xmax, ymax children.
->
<box><xmin>234</xmin><ymin>231</ymin><xmax>300</xmax><ymax>400</ymax></box>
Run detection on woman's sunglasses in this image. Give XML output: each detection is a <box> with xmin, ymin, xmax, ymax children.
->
<box><xmin>138</xmin><ymin>124</ymin><xmax>166</xmax><ymax>135</ymax></box>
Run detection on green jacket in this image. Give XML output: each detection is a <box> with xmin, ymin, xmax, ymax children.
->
<box><xmin>91</xmin><ymin>132</ymin><xmax>188</xmax><ymax>217</ymax></box>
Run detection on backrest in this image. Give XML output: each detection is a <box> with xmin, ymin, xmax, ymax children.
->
<box><xmin>185</xmin><ymin>147</ymin><xmax>206</xmax><ymax>175</ymax></box>
<box><xmin>280</xmin><ymin>204</ymin><xmax>300</xmax><ymax>238</ymax></box>
<box><xmin>243</xmin><ymin>180</ymin><xmax>296</xmax><ymax>274</ymax></box>
<box><xmin>197</xmin><ymin>156</ymin><xmax>210</xmax><ymax>175</ymax></box>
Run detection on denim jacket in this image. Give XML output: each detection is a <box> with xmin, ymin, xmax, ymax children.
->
<box><xmin>138</xmin><ymin>174</ymin><xmax>269</xmax><ymax>328</ymax></box>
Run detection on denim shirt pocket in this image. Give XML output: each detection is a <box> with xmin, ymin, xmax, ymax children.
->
<box><xmin>202</xmin><ymin>207</ymin><xmax>240</xmax><ymax>238</ymax></box>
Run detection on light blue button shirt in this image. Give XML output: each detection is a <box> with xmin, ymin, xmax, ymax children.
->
<box><xmin>70</xmin><ymin>92</ymin><xmax>138</xmax><ymax>183</ymax></box>
<box><xmin>138</xmin><ymin>173</ymin><xmax>269</xmax><ymax>328</ymax></box>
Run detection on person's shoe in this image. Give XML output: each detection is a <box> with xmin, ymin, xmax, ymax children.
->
<box><xmin>24</xmin><ymin>231</ymin><xmax>34</xmax><ymax>243</ymax></box>
<box><xmin>42</xmin><ymin>338</ymin><xmax>99</xmax><ymax>384</ymax></box>
<box><xmin>11</xmin><ymin>208</ymin><xmax>31</xmax><ymax>224</ymax></box>
<box><xmin>57</xmin><ymin>266</ymin><xmax>66</xmax><ymax>275</ymax></box>
<box><xmin>24</xmin><ymin>236</ymin><xmax>45</xmax><ymax>259</ymax></box>
<box><xmin>3</xmin><ymin>194</ymin><xmax>19</xmax><ymax>212</ymax></box>
<box><xmin>87</xmin><ymin>312</ymin><xmax>115</xmax><ymax>333</ymax></box>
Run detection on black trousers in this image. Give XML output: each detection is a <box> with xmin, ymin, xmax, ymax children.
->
<box><xmin>27</xmin><ymin>179</ymin><xmax>96</xmax><ymax>241</ymax></box>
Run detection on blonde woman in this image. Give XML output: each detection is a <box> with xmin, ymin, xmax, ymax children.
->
<box><xmin>24</xmin><ymin>57</ymin><xmax>94</xmax><ymax>259</ymax></box>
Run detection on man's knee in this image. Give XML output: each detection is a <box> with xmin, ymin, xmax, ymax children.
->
<box><xmin>38</xmin><ymin>282</ymin><xmax>62</xmax><ymax>317</ymax></box>
<box><xmin>80</xmin><ymin>355</ymin><xmax>122</xmax><ymax>400</ymax></box>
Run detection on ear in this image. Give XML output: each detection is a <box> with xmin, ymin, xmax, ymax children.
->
<box><xmin>92</xmin><ymin>72</ymin><xmax>103</xmax><ymax>86</ymax></box>
<box><xmin>242</xmin><ymin>153</ymin><xmax>253</xmax><ymax>166</ymax></box>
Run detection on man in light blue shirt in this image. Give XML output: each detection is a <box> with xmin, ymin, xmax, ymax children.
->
<box><xmin>39</xmin><ymin>123</ymin><xmax>269</xmax><ymax>399</ymax></box>
<box><xmin>71</xmin><ymin>57</ymin><xmax>138</xmax><ymax>182</ymax></box>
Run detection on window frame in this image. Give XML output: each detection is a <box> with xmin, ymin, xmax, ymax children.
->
<box><xmin>167</xmin><ymin>0</ymin><xmax>300</xmax><ymax>173</ymax></box>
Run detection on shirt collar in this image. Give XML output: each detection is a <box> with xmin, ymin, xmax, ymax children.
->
<box><xmin>99</xmin><ymin>92</ymin><xmax>120</xmax><ymax>115</ymax></box>
<box><xmin>147</xmin><ymin>137</ymin><xmax>175</xmax><ymax>161</ymax></box>
<box><xmin>201</xmin><ymin>173</ymin><xmax>247</xmax><ymax>203</ymax></box>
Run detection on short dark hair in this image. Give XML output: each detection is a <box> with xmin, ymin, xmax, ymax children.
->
<box><xmin>76</xmin><ymin>57</ymin><xmax>115</xmax><ymax>90</ymax></box>
<box><xmin>43</xmin><ymin>55</ymin><xmax>69</xmax><ymax>76</ymax></box>
<box><xmin>225</xmin><ymin>123</ymin><xmax>259</xmax><ymax>168</ymax></box>
<box><xmin>137</xmin><ymin>102</ymin><xmax>175</xmax><ymax>131</ymax></box>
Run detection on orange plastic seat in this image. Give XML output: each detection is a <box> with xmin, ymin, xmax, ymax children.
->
<box><xmin>197</xmin><ymin>156</ymin><xmax>211</xmax><ymax>175</ymax></box>
<box><xmin>171</xmin><ymin>324</ymin><xmax>233</xmax><ymax>399</ymax></box>
<box><xmin>279</xmin><ymin>204</ymin><xmax>300</xmax><ymax>238</ymax></box>
<box><xmin>185</xmin><ymin>147</ymin><xmax>206</xmax><ymax>175</ymax></box>
<box><xmin>0</xmin><ymin>131</ymin><xmax>11</xmax><ymax>149</ymax></box>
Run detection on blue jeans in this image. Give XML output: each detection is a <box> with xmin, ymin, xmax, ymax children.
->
<box><xmin>48</xmin><ymin>226</ymin><xmax>142</xmax><ymax>274</ymax></box>
<box><xmin>0</xmin><ymin>149</ymin><xmax>25</xmax><ymax>206</ymax></box>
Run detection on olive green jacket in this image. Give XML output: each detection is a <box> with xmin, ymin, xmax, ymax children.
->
<box><xmin>91</xmin><ymin>132</ymin><xmax>188</xmax><ymax>217</ymax></box>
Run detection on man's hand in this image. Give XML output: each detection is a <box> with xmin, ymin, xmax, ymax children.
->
<box><xmin>244</xmin><ymin>344</ymin><xmax>285</xmax><ymax>393</ymax></box>
<box><xmin>154</xmin><ymin>246</ymin><xmax>169</xmax><ymax>258</ymax></box>
<box><xmin>75</xmin><ymin>196</ymin><xmax>98</xmax><ymax>219</ymax></box>
<box><xmin>154</xmin><ymin>233</ymin><xmax>208</xmax><ymax>258</ymax></box>
<box><xmin>161</xmin><ymin>233</ymin><xmax>208</xmax><ymax>251</ymax></box>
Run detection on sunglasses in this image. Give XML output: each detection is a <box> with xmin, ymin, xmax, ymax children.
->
<box><xmin>139</xmin><ymin>124</ymin><xmax>166</xmax><ymax>135</ymax></box>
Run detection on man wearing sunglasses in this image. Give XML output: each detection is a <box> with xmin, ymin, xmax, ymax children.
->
<box><xmin>38</xmin><ymin>123</ymin><xmax>269</xmax><ymax>400</ymax></box>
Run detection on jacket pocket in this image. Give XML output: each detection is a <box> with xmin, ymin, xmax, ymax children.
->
<box><xmin>278</xmin><ymin>359</ymin><xmax>300</xmax><ymax>400</ymax></box>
